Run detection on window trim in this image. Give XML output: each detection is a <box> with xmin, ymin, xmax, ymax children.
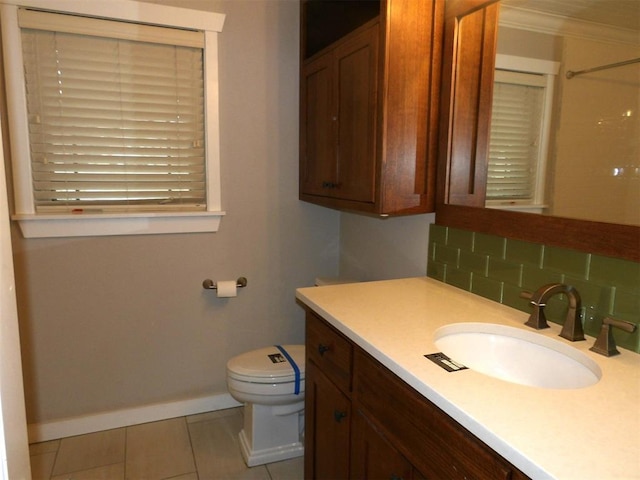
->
<box><xmin>485</xmin><ymin>54</ymin><xmax>559</xmax><ymax>212</ymax></box>
<box><xmin>0</xmin><ymin>0</ymin><xmax>226</xmax><ymax>238</ymax></box>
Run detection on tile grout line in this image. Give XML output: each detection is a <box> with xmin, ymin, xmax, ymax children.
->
<box><xmin>123</xmin><ymin>424</ymin><xmax>129</xmax><ymax>480</ymax></box>
<box><xmin>49</xmin><ymin>440</ymin><xmax>60</xmax><ymax>480</ymax></box>
<box><xmin>183</xmin><ymin>415</ymin><xmax>200</xmax><ymax>480</ymax></box>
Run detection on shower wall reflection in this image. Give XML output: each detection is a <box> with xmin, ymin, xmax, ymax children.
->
<box><xmin>552</xmin><ymin>37</ymin><xmax>639</xmax><ymax>225</ymax></box>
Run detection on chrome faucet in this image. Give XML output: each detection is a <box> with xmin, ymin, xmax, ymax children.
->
<box><xmin>521</xmin><ymin>283</ymin><xmax>585</xmax><ymax>342</ymax></box>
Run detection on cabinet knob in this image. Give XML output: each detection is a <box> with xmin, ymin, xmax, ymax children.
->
<box><xmin>318</xmin><ymin>343</ymin><xmax>331</xmax><ymax>356</ymax></box>
<box><xmin>333</xmin><ymin>410</ymin><xmax>347</xmax><ymax>423</ymax></box>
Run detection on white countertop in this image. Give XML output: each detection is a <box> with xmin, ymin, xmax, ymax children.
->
<box><xmin>296</xmin><ymin>277</ymin><xmax>640</xmax><ymax>480</ymax></box>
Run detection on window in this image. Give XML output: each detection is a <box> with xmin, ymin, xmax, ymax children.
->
<box><xmin>486</xmin><ymin>55</ymin><xmax>558</xmax><ymax>212</ymax></box>
<box><xmin>1</xmin><ymin>0</ymin><xmax>225</xmax><ymax>237</ymax></box>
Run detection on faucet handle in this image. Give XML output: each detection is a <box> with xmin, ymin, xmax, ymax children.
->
<box><xmin>590</xmin><ymin>317</ymin><xmax>637</xmax><ymax>357</ymax></box>
<box><xmin>520</xmin><ymin>290</ymin><xmax>533</xmax><ymax>300</ymax></box>
<box><xmin>520</xmin><ymin>290</ymin><xmax>546</xmax><ymax>306</ymax></box>
<box><xmin>520</xmin><ymin>290</ymin><xmax>550</xmax><ymax>329</ymax></box>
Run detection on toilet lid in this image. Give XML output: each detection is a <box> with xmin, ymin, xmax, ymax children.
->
<box><xmin>227</xmin><ymin>345</ymin><xmax>305</xmax><ymax>383</ymax></box>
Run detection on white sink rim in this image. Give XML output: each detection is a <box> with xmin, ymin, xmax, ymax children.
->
<box><xmin>434</xmin><ymin>322</ymin><xmax>602</xmax><ymax>389</ymax></box>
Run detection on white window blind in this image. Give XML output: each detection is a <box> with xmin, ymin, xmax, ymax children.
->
<box><xmin>487</xmin><ymin>70</ymin><xmax>546</xmax><ymax>201</ymax></box>
<box><xmin>20</xmin><ymin>9</ymin><xmax>207</xmax><ymax>213</ymax></box>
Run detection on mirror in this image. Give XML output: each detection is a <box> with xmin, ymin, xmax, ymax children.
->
<box><xmin>436</xmin><ymin>0</ymin><xmax>639</xmax><ymax>262</ymax></box>
<box><xmin>491</xmin><ymin>0</ymin><xmax>640</xmax><ymax>227</ymax></box>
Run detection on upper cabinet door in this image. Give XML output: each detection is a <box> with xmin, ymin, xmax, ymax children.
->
<box><xmin>300</xmin><ymin>53</ymin><xmax>336</xmax><ymax>197</ymax></box>
<box><xmin>378</xmin><ymin>0</ymin><xmax>444</xmax><ymax>214</ymax></box>
<box><xmin>300</xmin><ymin>22</ymin><xmax>378</xmax><ymax>205</ymax></box>
<box><xmin>333</xmin><ymin>24</ymin><xmax>378</xmax><ymax>204</ymax></box>
<box><xmin>438</xmin><ymin>0</ymin><xmax>500</xmax><ymax>207</ymax></box>
<box><xmin>299</xmin><ymin>0</ymin><xmax>444</xmax><ymax>216</ymax></box>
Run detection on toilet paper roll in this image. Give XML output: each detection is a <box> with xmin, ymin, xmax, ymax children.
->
<box><xmin>216</xmin><ymin>280</ymin><xmax>237</xmax><ymax>298</ymax></box>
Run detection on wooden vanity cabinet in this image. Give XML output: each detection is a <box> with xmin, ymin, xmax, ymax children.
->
<box><xmin>299</xmin><ymin>0</ymin><xmax>444</xmax><ymax>215</ymax></box>
<box><xmin>305</xmin><ymin>310</ymin><xmax>530</xmax><ymax>480</ymax></box>
<box><xmin>305</xmin><ymin>310</ymin><xmax>353</xmax><ymax>479</ymax></box>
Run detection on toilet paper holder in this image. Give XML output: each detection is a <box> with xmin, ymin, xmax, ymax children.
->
<box><xmin>202</xmin><ymin>277</ymin><xmax>248</xmax><ymax>290</ymax></box>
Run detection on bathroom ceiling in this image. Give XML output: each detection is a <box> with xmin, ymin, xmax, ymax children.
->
<box><xmin>501</xmin><ymin>0</ymin><xmax>640</xmax><ymax>31</ymax></box>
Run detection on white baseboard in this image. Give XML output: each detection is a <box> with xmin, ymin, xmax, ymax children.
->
<box><xmin>27</xmin><ymin>393</ymin><xmax>242</xmax><ymax>443</ymax></box>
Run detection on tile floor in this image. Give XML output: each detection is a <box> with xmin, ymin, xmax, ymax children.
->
<box><xmin>29</xmin><ymin>407</ymin><xmax>303</xmax><ymax>480</ymax></box>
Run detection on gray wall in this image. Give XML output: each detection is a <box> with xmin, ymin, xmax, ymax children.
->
<box><xmin>339</xmin><ymin>213</ymin><xmax>432</xmax><ymax>282</ymax></box>
<box><xmin>8</xmin><ymin>0</ymin><xmax>341</xmax><ymax>424</ymax></box>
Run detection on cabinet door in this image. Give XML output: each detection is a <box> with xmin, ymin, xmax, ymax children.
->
<box><xmin>305</xmin><ymin>361</ymin><xmax>351</xmax><ymax>480</ymax></box>
<box><xmin>333</xmin><ymin>23</ymin><xmax>378</xmax><ymax>203</ymax></box>
<box><xmin>300</xmin><ymin>53</ymin><xmax>336</xmax><ymax>196</ymax></box>
<box><xmin>438</xmin><ymin>0</ymin><xmax>499</xmax><ymax>207</ymax></box>
<box><xmin>351</xmin><ymin>410</ymin><xmax>414</xmax><ymax>480</ymax></box>
<box><xmin>300</xmin><ymin>23</ymin><xmax>378</xmax><ymax>204</ymax></box>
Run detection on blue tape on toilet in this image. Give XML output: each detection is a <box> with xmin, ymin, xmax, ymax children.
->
<box><xmin>275</xmin><ymin>345</ymin><xmax>301</xmax><ymax>395</ymax></box>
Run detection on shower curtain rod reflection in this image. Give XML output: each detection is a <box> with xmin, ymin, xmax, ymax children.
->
<box><xmin>566</xmin><ymin>57</ymin><xmax>640</xmax><ymax>79</ymax></box>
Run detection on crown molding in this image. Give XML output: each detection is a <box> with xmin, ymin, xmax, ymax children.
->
<box><xmin>500</xmin><ymin>5</ymin><xmax>639</xmax><ymax>45</ymax></box>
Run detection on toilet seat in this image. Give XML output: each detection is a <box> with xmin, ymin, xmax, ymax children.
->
<box><xmin>227</xmin><ymin>376</ymin><xmax>306</xmax><ymax>397</ymax></box>
<box><xmin>227</xmin><ymin>345</ymin><xmax>305</xmax><ymax>384</ymax></box>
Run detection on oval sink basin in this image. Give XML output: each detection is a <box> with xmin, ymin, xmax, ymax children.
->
<box><xmin>434</xmin><ymin>323</ymin><xmax>601</xmax><ymax>389</ymax></box>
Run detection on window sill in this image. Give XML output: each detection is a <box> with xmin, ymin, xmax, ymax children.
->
<box><xmin>485</xmin><ymin>204</ymin><xmax>548</xmax><ymax>214</ymax></box>
<box><xmin>12</xmin><ymin>211</ymin><xmax>226</xmax><ymax>238</ymax></box>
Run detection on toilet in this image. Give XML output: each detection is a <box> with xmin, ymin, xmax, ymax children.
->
<box><xmin>226</xmin><ymin>344</ymin><xmax>305</xmax><ymax>467</ymax></box>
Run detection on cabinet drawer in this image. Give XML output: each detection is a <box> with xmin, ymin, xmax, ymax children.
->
<box><xmin>306</xmin><ymin>311</ymin><xmax>352</xmax><ymax>394</ymax></box>
<box><xmin>353</xmin><ymin>347</ymin><xmax>528</xmax><ymax>480</ymax></box>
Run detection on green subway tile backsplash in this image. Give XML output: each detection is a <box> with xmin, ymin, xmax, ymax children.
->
<box><xmin>612</xmin><ymin>288</ymin><xmax>640</xmax><ymax>319</ymax></box>
<box><xmin>426</xmin><ymin>260</ymin><xmax>446</xmax><ymax>282</ymax></box>
<box><xmin>502</xmin><ymin>283</ymin><xmax>527</xmax><ymax>310</ymax></box>
<box><xmin>471</xmin><ymin>274</ymin><xmax>503</xmax><ymax>302</ymax></box>
<box><xmin>434</xmin><ymin>243</ymin><xmax>460</xmax><ymax>266</ymax></box>
<box><xmin>448</xmin><ymin>227</ymin><xmax>474</xmax><ymax>250</ymax></box>
<box><xmin>487</xmin><ymin>257</ymin><xmax>523</xmax><ymax>285</ymax></box>
<box><xmin>459</xmin><ymin>250</ymin><xmax>488</xmax><ymax>276</ymax></box>
<box><xmin>474</xmin><ymin>232</ymin><xmax>506</xmax><ymax>258</ymax></box>
<box><xmin>543</xmin><ymin>246</ymin><xmax>590</xmax><ymax>278</ymax></box>
<box><xmin>429</xmin><ymin>223</ymin><xmax>448</xmax><ymax>245</ymax></box>
<box><xmin>428</xmin><ymin>224</ymin><xmax>640</xmax><ymax>353</ymax></box>
<box><xmin>505</xmin><ymin>238</ymin><xmax>543</xmax><ymax>266</ymax></box>
<box><xmin>446</xmin><ymin>267</ymin><xmax>472</xmax><ymax>291</ymax></box>
<box><xmin>590</xmin><ymin>255</ymin><xmax>640</xmax><ymax>291</ymax></box>
<box><xmin>521</xmin><ymin>263</ymin><xmax>563</xmax><ymax>291</ymax></box>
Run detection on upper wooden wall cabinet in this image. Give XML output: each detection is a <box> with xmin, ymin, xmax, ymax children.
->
<box><xmin>299</xmin><ymin>0</ymin><xmax>444</xmax><ymax>216</ymax></box>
